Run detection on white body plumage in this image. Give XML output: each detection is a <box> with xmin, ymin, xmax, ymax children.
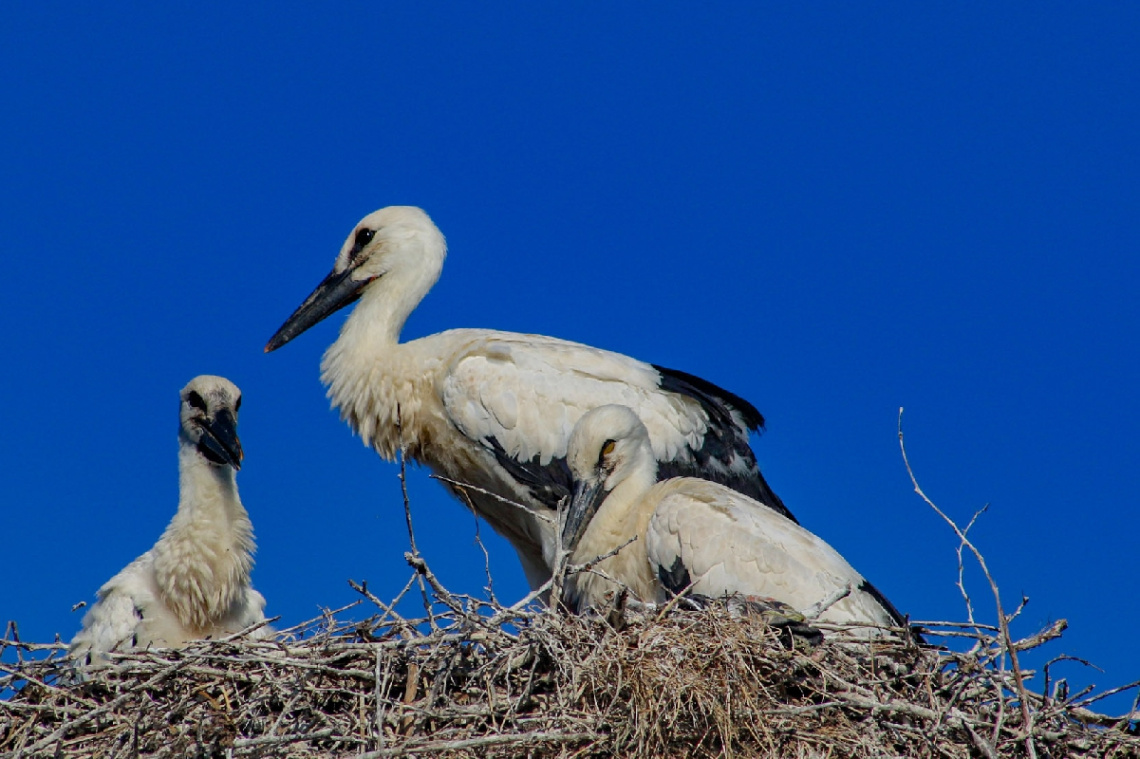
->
<box><xmin>266</xmin><ymin>206</ymin><xmax>792</xmax><ymax>589</ymax></box>
<box><xmin>69</xmin><ymin>376</ymin><xmax>268</xmax><ymax>662</ymax></box>
<box><xmin>562</xmin><ymin>405</ymin><xmax>904</xmax><ymax>633</ymax></box>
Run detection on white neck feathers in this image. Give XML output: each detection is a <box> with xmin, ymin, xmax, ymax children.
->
<box><xmin>151</xmin><ymin>444</ymin><xmax>255</xmax><ymax>632</ymax></box>
<box><xmin>319</xmin><ymin>261</ymin><xmax>444</xmax><ymax>460</ymax></box>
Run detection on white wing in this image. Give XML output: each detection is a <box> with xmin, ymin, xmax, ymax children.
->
<box><xmin>440</xmin><ymin>330</ymin><xmax>783</xmax><ymax>512</ymax></box>
<box><xmin>645</xmin><ymin>480</ymin><xmax>898</xmax><ymax>628</ymax></box>
<box><xmin>71</xmin><ymin>554</ymin><xmax>271</xmax><ymax>666</ymax></box>
<box><xmin>69</xmin><ymin>553</ymin><xmax>158</xmax><ymax>660</ymax></box>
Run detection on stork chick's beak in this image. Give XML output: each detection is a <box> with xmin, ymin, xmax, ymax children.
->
<box><xmin>562</xmin><ymin>478</ymin><xmax>607</xmax><ymax>554</ymax></box>
<box><xmin>265</xmin><ymin>265</ymin><xmax>371</xmax><ymax>352</ymax></box>
<box><xmin>196</xmin><ymin>409</ymin><xmax>244</xmax><ymax>470</ymax></box>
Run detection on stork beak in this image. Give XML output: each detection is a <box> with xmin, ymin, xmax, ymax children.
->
<box><xmin>264</xmin><ymin>265</ymin><xmax>370</xmax><ymax>352</ymax></box>
<box><xmin>562</xmin><ymin>479</ymin><xmax>607</xmax><ymax>554</ymax></box>
<box><xmin>197</xmin><ymin>409</ymin><xmax>244</xmax><ymax>470</ymax></box>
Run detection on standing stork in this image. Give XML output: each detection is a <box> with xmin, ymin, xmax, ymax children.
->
<box><xmin>561</xmin><ymin>405</ymin><xmax>906</xmax><ymax>633</ymax></box>
<box><xmin>264</xmin><ymin>206</ymin><xmax>794</xmax><ymax>589</ymax></box>
<box><xmin>69</xmin><ymin>376</ymin><xmax>269</xmax><ymax>663</ymax></box>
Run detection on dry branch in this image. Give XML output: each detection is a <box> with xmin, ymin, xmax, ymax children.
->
<box><xmin>3</xmin><ymin>578</ymin><xmax>1137</xmax><ymax>759</ymax></box>
<box><xmin>4</xmin><ymin>428</ymin><xmax>1138</xmax><ymax>758</ymax></box>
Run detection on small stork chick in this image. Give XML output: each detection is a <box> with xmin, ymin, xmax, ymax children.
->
<box><xmin>265</xmin><ymin>206</ymin><xmax>795</xmax><ymax>589</ymax></box>
<box><xmin>70</xmin><ymin>376</ymin><xmax>268</xmax><ymax>663</ymax></box>
<box><xmin>562</xmin><ymin>405</ymin><xmax>906</xmax><ymax>634</ymax></box>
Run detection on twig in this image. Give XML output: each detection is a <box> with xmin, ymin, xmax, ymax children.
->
<box><xmin>1012</xmin><ymin>619</ymin><xmax>1067</xmax><ymax>652</ymax></box>
<box><xmin>274</xmin><ymin>601</ymin><xmax>362</xmax><ymax>639</ymax></box>
<box><xmin>910</xmin><ymin>620</ymin><xmax>1000</xmax><ymax>631</ymax></box>
<box><xmin>431</xmin><ymin>475</ymin><xmax>556</xmax><ymax>525</ymax></box>
<box><xmin>401</xmin><ymin>661</ymin><xmax>420</xmax><ymax>734</ymax></box>
<box><xmin>396</xmin><ymin>448</ymin><xmax>419</xmax><ymax>557</ymax></box>
<box><xmin>802</xmin><ymin>584</ymin><xmax>852</xmax><ymax>620</ymax></box>
<box><xmin>653</xmin><ymin>573</ymin><xmax>706</xmax><ymax>624</ymax></box>
<box><xmin>568</xmin><ymin>535</ymin><xmax>638</xmax><ymax>577</ymax></box>
<box><xmin>898</xmin><ymin>407</ymin><xmax>1038</xmax><ymax>759</ymax></box>
<box><xmin>1073</xmin><ymin>678</ymin><xmax>1140</xmax><ymax>711</ymax></box>
<box><xmin>405</xmin><ymin>552</ymin><xmax>468</xmax><ymax>619</ymax></box>
<box><xmin>461</xmin><ymin>489</ymin><xmax>497</xmax><ymax>603</ymax></box>
<box><xmin>550</xmin><ymin>495</ymin><xmax>571</xmax><ymax>610</ymax></box>
<box><xmin>393</xmin><ymin>435</ymin><xmax>435</xmax><ymax>630</ymax></box>
<box><xmin>22</xmin><ymin>659</ymin><xmax>190</xmax><ymax>754</ymax></box>
<box><xmin>355</xmin><ymin>730</ymin><xmax>595</xmax><ymax>757</ymax></box>
<box><xmin>956</xmin><ymin>504</ymin><xmax>988</xmax><ymax>629</ymax></box>
<box><xmin>488</xmin><ymin>579</ymin><xmax>556</xmax><ymax>625</ymax></box>
<box><xmin>216</xmin><ymin>616</ymin><xmax>279</xmax><ymax>643</ymax></box>
<box><xmin>232</xmin><ymin>728</ymin><xmax>335</xmax><ymax>748</ymax></box>
<box><xmin>964</xmin><ymin>722</ymin><xmax>999</xmax><ymax>759</ymax></box>
<box><xmin>348</xmin><ymin>579</ymin><xmax>410</xmax><ymax>635</ymax></box>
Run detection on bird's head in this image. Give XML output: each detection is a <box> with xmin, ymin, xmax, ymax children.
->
<box><xmin>264</xmin><ymin>206</ymin><xmax>447</xmax><ymax>352</ymax></box>
<box><xmin>179</xmin><ymin>375</ymin><xmax>244</xmax><ymax>470</ymax></box>
<box><xmin>562</xmin><ymin>405</ymin><xmax>656</xmax><ymax>553</ymax></box>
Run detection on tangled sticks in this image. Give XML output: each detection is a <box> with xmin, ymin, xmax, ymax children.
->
<box><xmin>2</xmin><ymin>567</ymin><xmax>1137</xmax><ymax>758</ymax></box>
<box><xmin>3</xmin><ymin>437</ymin><xmax>1138</xmax><ymax>758</ymax></box>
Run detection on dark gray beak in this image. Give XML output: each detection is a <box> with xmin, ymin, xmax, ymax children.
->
<box><xmin>197</xmin><ymin>409</ymin><xmax>243</xmax><ymax>470</ymax></box>
<box><xmin>264</xmin><ymin>265</ymin><xmax>370</xmax><ymax>353</ymax></box>
<box><xmin>562</xmin><ymin>478</ymin><xmax>607</xmax><ymax>554</ymax></box>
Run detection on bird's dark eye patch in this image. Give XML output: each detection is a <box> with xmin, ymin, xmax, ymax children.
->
<box><xmin>598</xmin><ymin>439</ymin><xmax>616</xmax><ymax>467</ymax></box>
<box><xmin>354</xmin><ymin>228</ymin><xmax>376</xmax><ymax>248</ymax></box>
<box><xmin>234</xmin><ymin>395</ymin><xmax>242</xmax><ymax>413</ymax></box>
<box><xmin>186</xmin><ymin>391</ymin><xmax>207</xmax><ymax>412</ymax></box>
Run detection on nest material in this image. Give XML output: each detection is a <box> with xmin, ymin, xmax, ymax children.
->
<box><xmin>2</xmin><ymin>572</ymin><xmax>1138</xmax><ymax>759</ymax></box>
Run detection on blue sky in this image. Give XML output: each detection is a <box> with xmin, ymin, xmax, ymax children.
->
<box><xmin>3</xmin><ymin>5</ymin><xmax>1137</xmax><ymax>714</ymax></box>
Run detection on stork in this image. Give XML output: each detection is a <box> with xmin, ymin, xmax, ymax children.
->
<box><xmin>264</xmin><ymin>206</ymin><xmax>795</xmax><ymax>589</ymax></box>
<box><xmin>561</xmin><ymin>405</ymin><xmax>906</xmax><ymax>634</ymax></box>
<box><xmin>69</xmin><ymin>376</ymin><xmax>268</xmax><ymax>664</ymax></box>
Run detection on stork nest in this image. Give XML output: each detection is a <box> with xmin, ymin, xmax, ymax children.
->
<box><xmin>2</xmin><ymin>561</ymin><xmax>1138</xmax><ymax>759</ymax></box>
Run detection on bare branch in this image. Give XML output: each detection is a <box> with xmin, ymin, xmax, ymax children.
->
<box><xmin>802</xmin><ymin>583</ymin><xmax>852</xmax><ymax>620</ymax></box>
<box><xmin>430</xmin><ymin>475</ymin><xmax>556</xmax><ymax>525</ymax></box>
<box><xmin>5</xmin><ymin>430</ymin><xmax>1136</xmax><ymax>759</ymax></box>
<box><xmin>899</xmin><ymin>407</ymin><xmax>1038</xmax><ymax>759</ymax></box>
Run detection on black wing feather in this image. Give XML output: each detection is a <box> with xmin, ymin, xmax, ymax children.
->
<box><xmin>657</xmin><ymin>555</ymin><xmax>693</xmax><ymax>596</ymax></box>
<box><xmin>653</xmin><ymin>365</ymin><xmax>766</xmax><ymax>431</ymax></box>
<box><xmin>483</xmin><ymin>436</ymin><xmax>572</xmax><ymax>511</ymax></box>
<box><xmin>653</xmin><ymin>364</ymin><xmax>796</xmax><ymax>523</ymax></box>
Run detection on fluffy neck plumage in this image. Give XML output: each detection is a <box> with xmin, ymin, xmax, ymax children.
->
<box><xmin>320</xmin><ymin>260</ymin><xmax>443</xmax><ymax>459</ymax></box>
<box><xmin>151</xmin><ymin>444</ymin><xmax>255</xmax><ymax>632</ymax></box>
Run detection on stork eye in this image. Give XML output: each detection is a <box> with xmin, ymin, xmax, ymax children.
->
<box><xmin>599</xmin><ymin>439</ymin><xmax>616</xmax><ymax>465</ymax></box>
<box><xmin>234</xmin><ymin>395</ymin><xmax>242</xmax><ymax>413</ymax></box>
<box><xmin>186</xmin><ymin>391</ymin><xmax>207</xmax><ymax>412</ymax></box>
<box><xmin>354</xmin><ymin>228</ymin><xmax>376</xmax><ymax>247</ymax></box>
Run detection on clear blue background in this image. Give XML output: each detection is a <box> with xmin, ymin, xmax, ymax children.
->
<box><xmin>2</xmin><ymin>5</ymin><xmax>1136</xmax><ymax>715</ymax></box>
